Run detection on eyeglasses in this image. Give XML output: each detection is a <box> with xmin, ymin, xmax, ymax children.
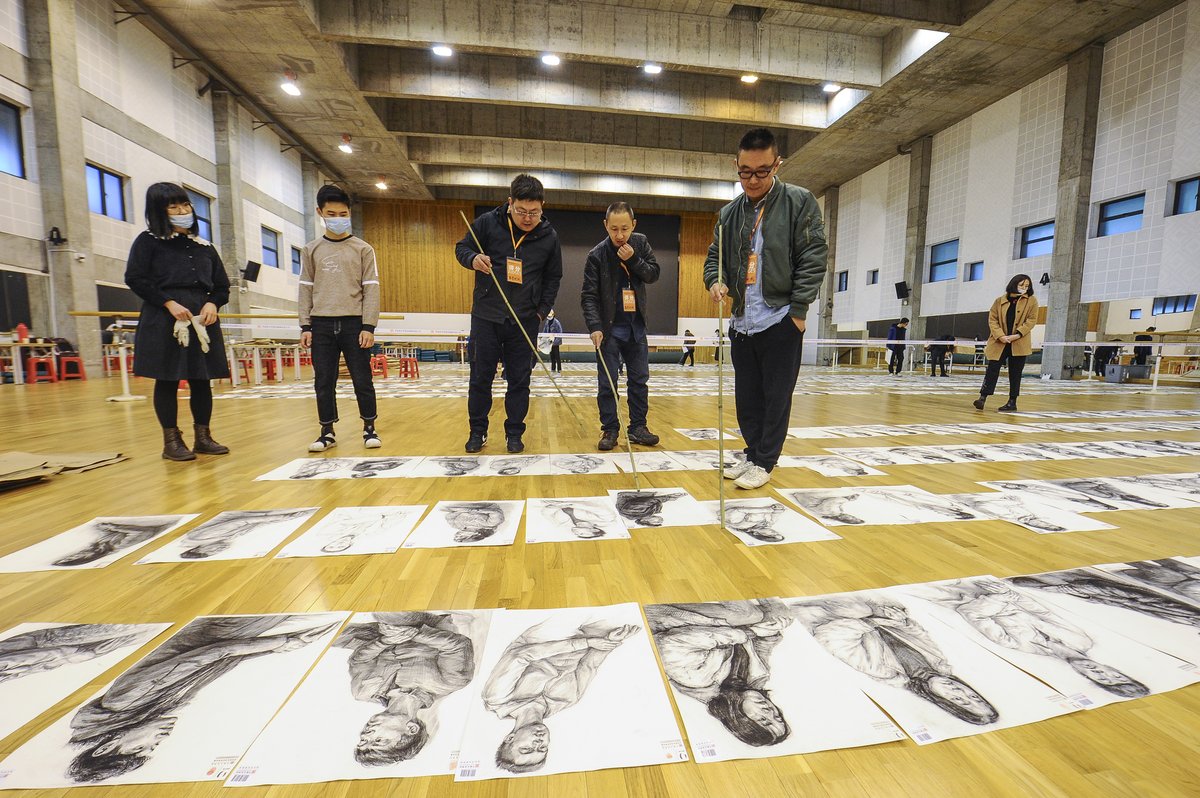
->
<box><xmin>511</xmin><ymin>208</ymin><xmax>543</xmax><ymax>219</ymax></box>
<box><xmin>736</xmin><ymin>163</ymin><xmax>778</xmax><ymax>180</ymax></box>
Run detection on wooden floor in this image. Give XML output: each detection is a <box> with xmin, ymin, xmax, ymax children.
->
<box><xmin>1</xmin><ymin>366</ymin><xmax>1198</xmax><ymax>797</ymax></box>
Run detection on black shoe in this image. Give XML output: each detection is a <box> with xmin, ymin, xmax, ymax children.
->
<box><xmin>627</xmin><ymin>426</ymin><xmax>660</xmax><ymax>446</ymax></box>
<box><xmin>465</xmin><ymin>433</ymin><xmax>487</xmax><ymax>453</ymax></box>
<box><xmin>598</xmin><ymin>429</ymin><xmax>619</xmax><ymax>451</ymax></box>
<box><xmin>972</xmin><ymin>397</ymin><xmax>986</xmax><ymax>410</ymax></box>
<box><xmin>506</xmin><ymin>435</ymin><xmax>524</xmax><ymax>453</ymax></box>
<box><xmin>997</xmin><ymin>402</ymin><xmax>1017</xmax><ymax>412</ymax></box>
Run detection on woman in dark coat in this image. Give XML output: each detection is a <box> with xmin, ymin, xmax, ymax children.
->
<box><xmin>125</xmin><ymin>182</ymin><xmax>231</xmax><ymax>461</ymax></box>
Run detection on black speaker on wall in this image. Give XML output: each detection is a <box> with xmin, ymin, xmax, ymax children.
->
<box><xmin>243</xmin><ymin>261</ymin><xmax>262</xmax><ymax>282</ymax></box>
<box><xmin>894</xmin><ymin>281</ymin><xmax>910</xmax><ymax>299</ymax></box>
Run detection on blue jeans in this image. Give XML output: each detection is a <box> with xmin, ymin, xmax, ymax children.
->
<box><xmin>596</xmin><ymin>325</ymin><xmax>650</xmax><ymax>431</ymax></box>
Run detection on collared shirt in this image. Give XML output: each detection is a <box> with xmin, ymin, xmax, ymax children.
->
<box><xmin>731</xmin><ymin>181</ymin><xmax>789</xmax><ymax>335</ymax></box>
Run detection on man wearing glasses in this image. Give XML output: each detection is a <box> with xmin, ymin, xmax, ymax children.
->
<box><xmin>455</xmin><ymin>174</ymin><xmax>563</xmax><ymax>454</ymax></box>
<box><xmin>704</xmin><ymin>128</ymin><xmax>828</xmax><ymax>490</ymax></box>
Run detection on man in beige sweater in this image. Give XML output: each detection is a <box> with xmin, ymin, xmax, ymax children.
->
<box><xmin>299</xmin><ymin>185</ymin><xmax>382</xmax><ymax>452</ymax></box>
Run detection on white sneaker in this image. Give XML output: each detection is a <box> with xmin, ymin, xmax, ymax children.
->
<box><xmin>723</xmin><ymin>461</ymin><xmax>753</xmax><ymax>480</ymax></box>
<box><xmin>363</xmin><ymin>429</ymin><xmax>381</xmax><ymax>449</ymax></box>
<box><xmin>734</xmin><ymin>464</ymin><xmax>770</xmax><ymax>489</ymax></box>
<box><xmin>308</xmin><ymin>430</ymin><xmax>336</xmax><ymax>452</ymax></box>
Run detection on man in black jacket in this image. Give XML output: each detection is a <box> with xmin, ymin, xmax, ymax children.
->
<box><xmin>581</xmin><ymin>202</ymin><xmax>661</xmax><ymax>450</ymax></box>
<box><xmin>455</xmin><ymin>175</ymin><xmax>563</xmax><ymax>454</ymax></box>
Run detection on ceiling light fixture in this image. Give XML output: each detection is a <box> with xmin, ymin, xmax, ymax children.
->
<box><xmin>541</xmin><ymin>53</ymin><xmax>561</xmax><ymax>66</ymax></box>
<box><xmin>642</xmin><ymin>63</ymin><xmax>662</xmax><ymax>74</ymax></box>
<box><xmin>375</xmin><ymin>180</ymin><xmax>388</xmax><ymax>190</ymax></box>
<box><xmin>338</xmin><ymin>134</ymin><xmax>353</xmax><ymax>154</ymax></box>
<box><xmin>740</xmin><ymin>74</ymin><xmax>758</xmax><ymax>84</ymax></box>
<box><xmin>823</xmin><ymin>82</ymin><xmax>842</xmax><ymax>93</ymax></box>
<box><xmin>280</xmin><ymin>69</ymin><xmax>300</xmax><ymax>96</ymax></box>
<box><xmin>432</xmin><ymin>45</ymin><xmax>453</xmax><ymax>57</ymax></box>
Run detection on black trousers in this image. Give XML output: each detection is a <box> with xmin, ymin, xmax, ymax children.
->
<box><xmin>596</xmin><ymin>330</ymin><xmax>650</xmax><ymax>432</ymax></box>
<box><xmin>311</xmin><ymin>316</ymin><xmax>376</xmax><ymax>425</ymax></box>
<box><xmin>730</xmin><ymin>316</ymin><xmax>804</xmax><ymax>472</ymax></box>
<box><xmin>679</xmin><ymin>348</ymin><xmax>695</xmax><ymax>366</ymax></box>
<box><xmin>469</xmin><ymin>315</ymin><xmax>537</xmax><ymax>437</ymax></box>
<box><xmin>888</xmin><ymin>348</ymin><xmax>904</xmax><ymax>373</ymax></box>
<box><xmin>930</xmin><ymin>352</ymin><xmax>947</xmax><ymax>376</ymax></box>
<box><xmin>550</xmin><ymin>345</ymin><xmax>561</xmax><ymax>372</ymax></box>
<box><xmin>153</xmin><ymin>379</ymin><xmax>212</xmax><ymax>428</ymax></box>
<box><xmin>979</xmin><ymin>344</ymin><xmax>1026</xmax><ymax>400</ymax></box>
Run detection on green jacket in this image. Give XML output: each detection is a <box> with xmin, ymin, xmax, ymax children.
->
<box><xmin>703</xmin><ymin>179</ymin><xmax>828</xmax><ymax>320</ymax></box>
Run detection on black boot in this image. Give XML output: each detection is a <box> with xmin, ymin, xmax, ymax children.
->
<box><xmin>162</xmin><ymin>427</ymin><xmax>196</xmax><ymax>461</ymax></box>
<box><xmin>628</xmin><ymin>426</ymin><xmax>660</xmax><ymax>446</ymax></box>
<box><xmin>598</xmin><ymin>429</ymin><xmax>619</xmax><ymax>451</ymax></box>
<box><xmin>193</xmin><ymin>424</ymin><xmax>229</xmax><ymax>455</ymax></box>
<box><xmin>997</xmin><ymin>400</ymin><xmax>1018</xmax><ymax>412</ymax></box>
<box><xmin>972</xmin><ymin>395</ymin><xmax>986</xmax><ymax>410</ymax></box>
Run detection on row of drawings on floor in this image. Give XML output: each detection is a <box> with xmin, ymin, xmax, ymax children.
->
<box><xmin>256</xmin><ymin>437</ymin><xmax>1200</xmax><ymax>482</ymax></box>
<box><xmin>1</xmin><ymin>557</ymin><xmax>1198</xmax><ymax>787</ymax></box>
<box><xmin>3</xmin><ymin>472</ymin><xmax>1200</xmax><ymax>572</ymax></box>
<box><xmin>682</xmin><ymin>416</ymin><xmax>1200</xmax><ymax>440</ymax></box>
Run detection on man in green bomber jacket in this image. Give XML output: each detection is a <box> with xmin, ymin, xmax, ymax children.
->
<box><xmin>704</xmin><ymin>128</ymin><xmax>828</xmax><ymax>490</ymax></box>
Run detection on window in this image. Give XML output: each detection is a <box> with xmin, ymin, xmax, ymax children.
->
<box><xmin>928</xmin><ymin>239</ymin><xmax>958</xmax><ymax>282</ymax></box>
<box><xmin>965</xmin><ymin>261</ymin><xmax>984</xmax><ymax>282</ymax></box>
<box><xmin>1174</xmin><ymin>177</ymin><xmax>1199</xmax><ymax>216</ymax></box>
<box><xmin>866</xmin><ymin>269</ymin><xmax>879</xmax><ymax>285</ymax></box>
<box><xmin>261</xmin><ymin>227</ymin><xmax>279</xmax><ymax>268</ymax></box>
<box><xmin>1151</xmin><ymin>294</ymin><xmax>1197</xmax><ymax>316</ymax></box>
<box><xmin>835</xmin><ymin>271</ymin><xmax>848</xmax><ymax>292</ymax></box>
<box><xmin>1097</xmin><ymin>194</ymin><xmax>1144</xmax><ymax>236</ymax></box>
<box><xmin>1129</xmin><ymin>309</ymin><xmax>1142</xmax><ymax>320</ymax></box>
<box><xmin>1019</xmin><ymin>221</ymin><xmax>1054</xmax><ymax>258</ymax></box>
<box><xmin>0</xmin><ymin>100</ymin><xmax>24</xmax><ymax>179</ymax></box>
<box><xmin>291</xmin><ymin>246</ymin><xmax>302</xmax><ymax>275</ymax></box>
<box><xmin>85</xmin><ymin>163</ymin><xmax>126</xmax><ymax>220</ymax></box>
<box><xmin>185</xmin><ymin>189</ymin><xmax>213</xmax><ymax>241</ymax></box>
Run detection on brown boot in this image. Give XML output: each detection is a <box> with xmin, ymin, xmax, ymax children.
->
<box><xmin>193</xmin><ymin>424</ymin><xmax>230</xmax><ymax>455</ymax></box>
<box><xmin>162</xmin><ymin>427</ymin><xmax>196</xmax><ymax>461</ymax></box>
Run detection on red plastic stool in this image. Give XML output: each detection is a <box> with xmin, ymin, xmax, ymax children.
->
<box><xmin>26</xmin><ymin>356</ymin><xmax>57</xmax><ymax>383</ymax></box>
<box><xmin>397</xmin><ymin>357</ymin><xmax>419</xmax><ymax>378</ymax></box>
<box><xmin>59</xmin><ymin>356</ymin><xmax>87</xmax><ymax>381</ymax></box>
<box><xmin>370</xmin><ymin>354</ymin><xmax>389</xmax><ymax>377</ymax></box>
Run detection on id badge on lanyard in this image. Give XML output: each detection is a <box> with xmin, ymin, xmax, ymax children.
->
<box><xmin>622</xmin><ymin>289</ymin><xmax>636</xmax><ymax>312</ymax></box>
<box><xmin>507</xmin><ymin>257</ymin><xmax>523</xmax><ymax>284</ymax></box>
<box><xmin>746</xmin><ymin>203</ymin><xmax>766</xmax><ymax>285</ymax></box>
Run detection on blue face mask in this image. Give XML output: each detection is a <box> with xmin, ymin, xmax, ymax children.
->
<box><xmin>324</xmin><ymin>216</ymin><xmax>352</xmax><ymax>235</ymax></box>
<box><xmin>168</xmin><ymin>213</ymin><xmax>194</xmax><ymax>230</ymax></box>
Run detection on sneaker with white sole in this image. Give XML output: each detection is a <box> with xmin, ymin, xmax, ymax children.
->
<box><xmin>723</xmin><ymin>460</ymin><xmax>753</xmax><ymax>480</ymax></box>
<box><xmin>308</xmin><ymin>429</ymin><xmax>336</xmax><ymax>452</ymax></box>
<box><xmin>734</xmin><ymin>464</ymin><xmax>771</xmax><ymax>489</ymax></box>
<box><xmin>363</xmin><ymin>428</ymin><xmax>381</xmax><ymax>449</ymax></box>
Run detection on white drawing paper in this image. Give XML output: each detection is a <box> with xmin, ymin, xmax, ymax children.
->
<box><xmin>942</xmin><ymin>493</ymin><xmax>1117</xmax><ymax>534</ymax></box>
<box><xmin>776</xmin><ymin>486</ymin><xmax>981</xmax><ymax>526</ymax></box>
<box><xmin>0</xmin><ymin>515</ymin><xmax>198</xmax><ymax>572</ymax></box>
<box><xmin>524</xmin><ymin>498</ymin><xmax>630</xmax><ymax>543</ymax></box>
<box><xmin>402</xmin><ymin>501</ymin><xmax>524</xmax><ymax>549</ymax></box>
<box><xmin>700</xmin><ymin>499</ymin><xmax>841</xmax><ymax>546</ymax></box>
<box><xmin>548</xmin><ymin>453</ymin><xmax>622</xmax><ymax>475</ymax></box>
<box><xmin>607</xmin><ymin>488</ymin><xmax>713</xmax><ymax>529</ymax></box>
<box><xmin>479</xmin><ymin>455</ymin><xmax>552</xmax><ymax>477</ymax></box>
<box><xmin>136</xmin><ymin>508</ymin><xmax>319</xmax><ymax>563</ymax></box>
<box><xmin>274</xmin><ymin>506</ymin><xmax>427</xmax><ymax>558</ymax></box>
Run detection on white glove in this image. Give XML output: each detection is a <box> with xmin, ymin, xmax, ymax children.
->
<box><xmin>173</xmin><ymin>319</ymin><xmax>190</xmax><ymax>348</ymax></box>
<box><xmin>190</xmin><ymin>317</ymin><xmax>211</xmax><ymax>353</ymax></box>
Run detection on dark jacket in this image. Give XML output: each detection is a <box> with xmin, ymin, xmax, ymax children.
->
<box><xmin>702</xmin><ymin>179</ymin><xmax>827</xmax><ymax>319</ymax></box>
<box><xmin>927</xmin><ymin>335</ymin><xmax>953</xmax><ymax>357</ymax></box>
<box><xmin>455</xmin><ymin>205</ymin><xmax>563</xmax><ymax>324</ymax></box>
<box><xmin>541</xmin><ymin>316</ymin><xmax>563</xmax><ymax>346</ymax></box>
<box><xmin>581</xmin><ymin>233</ymin><xmax>661</xmax><ymax>335</ymax></box>
<box><xmin>886</xmin><ymin>324</ymin><xmax>907</xmax><ymax>352</ymax></box>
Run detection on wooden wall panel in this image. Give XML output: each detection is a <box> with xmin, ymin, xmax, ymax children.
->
<box><xmin>678</xmin><ymin>212</ymin><xmax>718</xmax><ymax>319</ymax></box>
<box><xmin>363</xmin><ymin>200</ymin><xmax>476</xmax><ymax>314</ymax></box>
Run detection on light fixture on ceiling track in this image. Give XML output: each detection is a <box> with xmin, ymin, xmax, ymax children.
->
<box><xmin>338</xmin><ymin>134</ymin><xmax>353</xmax><ymax>154</ymax></box>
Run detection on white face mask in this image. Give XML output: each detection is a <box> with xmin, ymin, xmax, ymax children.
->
<box><xmin>168</xmin><ymin>213</ymin><xmax>194</xmax><ymax>230</ymax></box>
<box><xmin>324</xmin><ymin>216</ymin><xmax>352</xmax><ymax>235</ymax></box>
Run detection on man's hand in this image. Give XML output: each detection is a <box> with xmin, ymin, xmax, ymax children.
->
<box><xmin>616</xmin><ymin>243</ymin><xmax>635</xmax><ymax>261</ymax></box>
<box><xmin>359</xmin><ymin>330</ymin><xmax>375</xmax><ymax>349</ymax></box>
<box><xmin>300</xmin><ymin>331</ymin><xmax>312</xmax><ymax>348</ymax></box>
<box><xmin>197</xmin><ymin>302</ymin><xmax>218</xmax><ymax>326</ymax></box>
<box><xmin>590</xmin><ymin>331</ymin><xmax>604</xmax><ymax>348</ymax></box>
<box><xmin>791</xmin><ymin>317</ymin><xmax>806</xmax><ymax>333</ymax></box>
<box><xmin>165</xmin><ymin>300</ymin><xmax>191</xmax><ymax>321</ymax></box>
<box><xmin>472</xmin><ymin>254</ymin><xmax>493</xmax><ymax>274</ymax></box>
<box><xmin>709</xmin><ymin>283</ymin><xmax>728</xmax><ymax>304</ymax></box>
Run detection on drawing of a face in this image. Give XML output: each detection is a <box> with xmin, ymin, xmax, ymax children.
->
<box><xmin>1067</xmin><ymin>658</ymin><xmax>1148</xmax><ymax>697</ymax></box>
<box><xmin>437</xmin><ymin>458</ymin><xmax>481</xmax><ymax>477</ymax></box>
<box><xmin>351</xmin><ymin>460</ymin><xmax>410</xmax><ymax>479</ymax></box>
<box><xmin>355</xmin><ymin>713</ymin><xmax>426</xmax><ymax>764</ymax></box>
<box><xmin>499</xmin><ymin>722</ymin><xmax>549</xmax><ymax>771</ymax></box>
<box><xmin>98</xmin><ymin>716</ymin><xmax>177</xmax><ymax>758</ymax></box>
<box><xmin>741</xmin><ymin>691</ymin><xmax>787</xmax><ymax>737</ymax></box>
<box><xmin>320</xmin><ymin>535</ymin><xmax>356</xmax><ymax>553</ymax></box>
<box><xmin>925</xmin><ymin>676</ymin><xmax>994</xmax><ymax>720</ymax></box>
<box><xmin>179</xmin><ymin>541</ymin><xmax>230</xmax><ymax>559</ymax></box>
<box><xmin>559</xmin><ymin>456</ymin><xmax>602</xmax><ymax>474</ymax></box>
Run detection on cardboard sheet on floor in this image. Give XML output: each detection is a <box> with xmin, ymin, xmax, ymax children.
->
<box><xmin>454</xmin><ymin>603</ymin><xmax>685</xmax><ymax>781</ymax></box>
<box><xmin>0</xmin><ymin>515</ymin><xmax>199</xmax><ymax>572</ymax></box>
<box><xmin>0</xmin><ymin>622</ymin><xmax>171</xmax><ymax>741</ymax></box>
<box><xmin>0</xmin><ymin>612</ymin><xmax>347</xmax><ymax>788</ymax></box>
<box><xmin>700</xmin><ymin>499</ymin><xmax>840</xmax><ymax>546</ymax></box>
<box><xmin>136</xmin><ymin>508</ymin><xmax>319</xmax><ymax>563</ymax></box>
<box><xmin>608</xmin><ymin>488</ymin><xmax>713</xmax><ymax>529</ymax></box>
<box><xmin>646</xmin><ymin>599</ymin><xmax>903</xmax><ymax>763</ymax></box>
<box><xmin>227</xmin><ymin>610</ymin><xmax>495</xmax><ymax>786</ymax></box>
<box><xmin>525</xmin><ymin>497</ymin><xmax>629</xmax><ymax>543</ymax></box>
<box><xmin>402</xmin><ymin>501</ymin><xmax>524</xmax><ymax>549</ymax></box>
<box><xmin>275</xmin><ymin>506</ymin><xmax>427</xmax><ymax>558</ymax></box>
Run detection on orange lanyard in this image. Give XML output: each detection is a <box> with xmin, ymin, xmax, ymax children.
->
<box><xmin>749</xmin><ymin>203</ymin><xmax>766</xmax><ymax>245</ymax></box>
<box><xmin>508</xmin><ymin>216</ymin><xmax>529</xmax><ymax>255</ymax></box>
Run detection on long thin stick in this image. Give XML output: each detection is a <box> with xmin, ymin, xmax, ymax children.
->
<box><xmin>594</xmin><ymin>340</ymin><xmax>639</xmax><ymax>489</ymax></box>
<box><xmin>458</xmin><ymin>211</ymin><xmax>584</xmax><ymax>430</ymax></box>
<box><xmin>717</xmin><ymin>224</ymin><xmax>727</xmax><ymax>531</ymax></box>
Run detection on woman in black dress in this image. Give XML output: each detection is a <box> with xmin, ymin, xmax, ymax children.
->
<box><xmin>125</xmin><ymin>183</ymin><xmax>231</xmax><ymax>461</ymax></box>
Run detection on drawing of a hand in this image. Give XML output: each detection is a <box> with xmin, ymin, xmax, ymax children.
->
<box><xmin>750</xmin><ymin>617</ymin><xmax>792</xmax><ymax>637</ymax></box>
<box><xmin>379</xmin><ymin>625</ymin><xmax>420</xmax><ymax>645</ymax></box>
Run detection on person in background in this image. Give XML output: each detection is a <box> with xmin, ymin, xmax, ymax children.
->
<box><xmin>972</xmin><ymin>273</ymin><xmax>1038</xmax><ymax>412</ymax></box>
<box><xmin>927</xmin><ymin>333</ymin><xmax>954</xmax><ymax>377</ymax></box>
<box><xmin>1133</xmin><ymin>326</ymin><xmax>1156</xmax><ymax>366</ymax></box>
<box><xmin>679</xmin><ymin>329</ymin><xmax>696</xmax><ymax>366</ymax></box>
<box><xmin>541</xmin><ymin>310</ymin><xmax>564</xmax><ymax>372</ymax></box>
<box><xmin>886</xmin><ymin>318</ymin><xmax>909</xmax><ymax>375</ymax></box>
<box><xmin>124</xmin><ymin>182</ymin><xmax>231</xmax><ymax>462</ymax></box>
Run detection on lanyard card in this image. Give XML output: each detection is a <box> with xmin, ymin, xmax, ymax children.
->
<box><xmin>506</xmin><ymin>257</ymin><xmax>523</xmax><ymax>284</ymax></box>
<box><xmin>622</xmin><ymin>289</ymin><xmax>636</xmax><ymax>312</ymax></box>
<box><xmin>745</xmin><ymin>252</ymin><xmax>759</xmax><ymax>285</ymax></box>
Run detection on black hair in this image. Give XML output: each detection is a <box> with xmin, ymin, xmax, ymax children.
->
<box><xmin>605</xmin><ymin>201</ymin><xmax>635</xmax><ymax>220</ymax></box>
<box><xmin>738</xmin><ymin>128</ymin><xmax>778</xmax><ymax>156</ymax></box>
<box><xmin>899</xmin><ymin>317</ymin><xmax>910</xmax><ymax>324</ymax></box>
<box><xmin>316</xmin><ymin>184</ymin><xmax>351</xmax><ymax>208</ymax></box>
<box><xmin>354</xmin><ymin>718</ymin><xmax>429</xmax><ymax>766</ymax></box>
<box><xmin>705</xmin><ymin>645</ymin><xmax>790</xmax><ymax>746</ymax></box>
<box><xmin>67</xmin><ymin>745</ymin><xmax>148</xmax><ymax>783</ymax></box>
<box><xmin>495</xmin><ymin>728</ymin><xmax>547</xmax><ymax>773</ymax></box>
<box><xmin>1006</xmin><ymin>273</ymin><xmax>1034</xmax><ymax>298</ymax></box>
<box><xmin>509</xmin><ymin>174</ymin><xmax>545</xmax><ymax>202</ymax></box>
<box><xmin>1146</xmin><ymin>326</ymin><xmax>1156</xmax><ymax>332</ymax></box>
<box><xmin>907</xmin><ymin>675</ymin><xmax>999</xmax><ymax>725</ymax></box>
<box><xmin>145</xmin><ymin>182</ymin><xmax>199</xmax><ymax>239</ymax></box>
